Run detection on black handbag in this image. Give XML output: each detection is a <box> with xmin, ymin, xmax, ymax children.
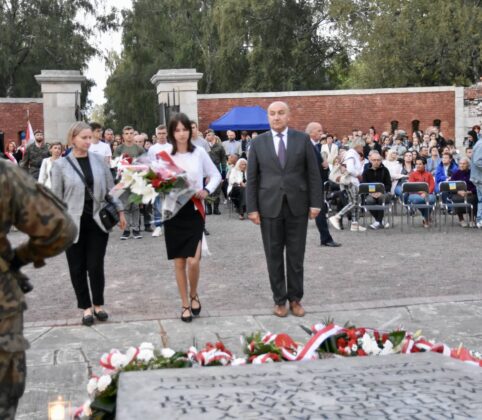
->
<box><xmin>66</xmin><ymin>156</ymin><xmax>120</xmax><ymax>231</ymax></box>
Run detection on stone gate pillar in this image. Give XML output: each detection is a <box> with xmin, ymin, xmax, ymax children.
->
<box><xmin>150</xmin><ymin>69</ymin><xmax>203</xmax><ymax>122</ymax></box>
<box><xmin>35</xmin><ymin>70</ymin><xmax>86</xmax><ymax>143</ymax></box>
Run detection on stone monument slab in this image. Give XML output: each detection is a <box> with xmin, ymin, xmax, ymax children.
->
<box><xmin>116</xmin><ymin>353</ymin><xmax>482</xmax><ymax>419</ymax></box>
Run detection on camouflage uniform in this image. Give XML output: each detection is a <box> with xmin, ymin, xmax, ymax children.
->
<box><xmin>20</xmin><ymin>142</ymin><xmax>50</xmax><ymax>180</ymax></box>
<box><xmin>0</xmin><ymin>160</ymin><xmax>76</xmax><ymax>419</ymax></box>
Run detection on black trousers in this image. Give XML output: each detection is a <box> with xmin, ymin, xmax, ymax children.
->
<box><xmin>66</xmin><ymin>214</ymin><xmax>109</xmax><ymax>309</ymax></box>
<box><xmin>364</xmin><ymin>194</ymin><xmax>390</xmax><ymax>222</ymax></box>
<box><xmin>315</xmin><ymin>202</ymin><xmax>333</xmax><ymax>244</ymax></box>
<box><xmin>260</xmin><ymin>198</ymin><xmax>308</xmax><ymax>305</ymax></box>
<box><xmin>230</xmin><ymin>185</ymin><xmax>246</xmax><ymax>214</ymax></box>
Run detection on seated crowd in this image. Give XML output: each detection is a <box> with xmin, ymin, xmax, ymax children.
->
<box><xmin>3</xmin><ymin>122</ymin><xmax>482</xmax><ymax>232</ymax></box>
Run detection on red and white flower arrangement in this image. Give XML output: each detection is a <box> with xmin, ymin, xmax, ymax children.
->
<box><xmin>74</xmin><ymin>322</ymin><xmax>482</xmax><ymax>419</ymax></box>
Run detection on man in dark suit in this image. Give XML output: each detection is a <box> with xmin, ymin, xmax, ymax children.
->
<box><xmin>305</xmin><ymin>122</ymin><xmax>341</xmax><ymax>248</ymax></box>
<box><xmin>247</xmin><ymin>102</ymin><xmax>322</xmax><ymax>318</ymax></box>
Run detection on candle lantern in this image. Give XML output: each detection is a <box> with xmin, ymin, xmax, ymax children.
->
<box><xmin>48</xmin><ymin>396</ymin><xmax>72</xmax><ymax>420</ymax></box>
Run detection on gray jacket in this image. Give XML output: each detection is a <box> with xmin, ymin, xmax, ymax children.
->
<box><xmin>470</xmin><ymin>140</ymin><xmax>482</xmax><ymax>185</ymax></box>
<box><xmin>51</xmin><ymin>152</ymin><xmax>123</xmax><ymax>243</ymax></box>
<box><xmin>246</xmin><ymin>128</ymin><xmax>322</xmax><ymax>218</ymax></box>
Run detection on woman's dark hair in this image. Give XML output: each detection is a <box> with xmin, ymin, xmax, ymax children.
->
<box><xmin>168</xmin><ymin>113</ymin><xmax>194</xmax><ymax>155</ymax></box>
<box><xmin>416</xmin><ymin>156</ymin><xmax>427</xmax><ymax>165</ymax></box>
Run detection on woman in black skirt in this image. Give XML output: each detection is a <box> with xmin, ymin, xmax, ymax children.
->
<box><xmin>164</xmin><ymin>113</ymin><xmax>221</xmax><ymax>322</ymax></box>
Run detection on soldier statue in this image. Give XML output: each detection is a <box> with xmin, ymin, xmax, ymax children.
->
<box><xmin>0</xmin><ymin>159</ymin><xmax>76</xmax><ymax>419</ymax></box>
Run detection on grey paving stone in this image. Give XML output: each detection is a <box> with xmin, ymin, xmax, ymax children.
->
<box><xmin>17</xmin><ymin>363</ymin><xmax>87</xmax><ymax>420</ymax></box>
<box><xmin>161</xmin><ymin>316</ymin><xmax>260</xmax><ymax>351</ymax></box>
<box><xmin>116</xmin><ymin>353</ymin><xmax>482</xmax><ymax>420</ymax></box>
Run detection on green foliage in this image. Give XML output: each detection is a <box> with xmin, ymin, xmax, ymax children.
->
<box><xmin>0</xmin><ymin>0</ymin><xmax>108</xmax><ymax>102</ymax></box>
<box><xmin>104</xmin><ymin>0</ymin><xmax>349</xmax><ymax>133</ymax></box>
<box><xmin>331</xmin><ymin>0</ymin><xmax>482</xmax><ymax>88</ymax></box>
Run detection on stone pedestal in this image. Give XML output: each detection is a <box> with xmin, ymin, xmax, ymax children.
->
<box><xmin>150</xmin><ymin>69</ymin><xmax>203</xmax><ymax>122</ymax></box>
<box><xmin>35</xmin><ymin>70</ymin><xmax>86</xmax><ymax>143</ymax></box>
<box><xmin>117</xmin><ymin>353</ymin><xmax>482</xmax><ymax>419</ymax></box>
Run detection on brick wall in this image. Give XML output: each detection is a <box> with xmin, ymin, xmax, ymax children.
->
<box><xmin>0</xmin><ymin>101</ymin><xmax>43</xmax><ymax>146</ymax></box>
<box><xmin>198</xmin><ymin>89</ymin><xmax>456</xmax><ymax>139</ymax></box>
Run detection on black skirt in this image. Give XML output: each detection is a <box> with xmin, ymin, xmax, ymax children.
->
<box><xmin>164</xmin><ymin>201</ymin><xmax>204</xmax><ymax>260</ymax></box>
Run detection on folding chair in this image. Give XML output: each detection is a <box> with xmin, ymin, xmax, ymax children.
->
<box><xmin>399</xmin><ymin>182</ymin><xmax>437</xmax><ymax>231</ymax></box>
<box><xmin>358</xmin><ymin>183</ymin><xmax>394</xmax><ymax>230</ymax></box>
<box><xmin>437</xmin><ymin>181</ymin><xmax>473</xmax><ymax>232</ymax></box>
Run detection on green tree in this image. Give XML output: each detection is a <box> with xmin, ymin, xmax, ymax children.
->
<box><xmin>0</xmin><ymin>0</ymin><xmax>112</xmax><ymax>103</ymax></box>
<box><xmin>331</xmin><ymin>0</ymin><xmax>482</xmax><ymax>88</ymax></box>
<box><xmin>104</xmin><ymin>0</ymin><xmax>349</xmax><ymax>132</ymax></box>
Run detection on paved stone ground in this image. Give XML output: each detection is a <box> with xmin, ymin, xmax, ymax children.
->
<box><xmin>8</xmin><ymin>207</ymin><xmax>482</xmax><ymax>419</ymax></box>
<box><xmin>9</xmin><ymin>208</ymin><xmax>482</xmax><ymax>325</ymax></box>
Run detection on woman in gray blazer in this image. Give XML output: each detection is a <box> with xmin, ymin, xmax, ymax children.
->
<box><xmin>51</xmin><ymin>122</ymin><xmax>126</xmax><ymax>326</ymax></box>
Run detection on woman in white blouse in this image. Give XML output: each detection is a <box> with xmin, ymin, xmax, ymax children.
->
<box><xmin>39</xmin><ymin>142</ymin><xmax>63</xmax><ymax>188</ymax></box>
<box><xmin>163</xmin><ymin>113</ymin><xmax>221</xmax><ymax>323</ymax></box>
<box><xmin>321</xmin><ymin>134</ymin><xmax>338</xmax><ymax>168</ymax></box>
<box><xmin>382</xmin><ymin>149</ymin><xmax>403</xmax><ymax>195</ymax></box>
<box><xmin>228</xmin><ymin>158</ymin><xmax>248</xmax><ymax>219</ymax></box>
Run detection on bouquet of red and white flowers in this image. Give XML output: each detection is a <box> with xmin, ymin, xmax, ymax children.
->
<box><xmin>110</xmin><ymin>151</ymin><xmax>197</xmax><ymax>221</ymax></box>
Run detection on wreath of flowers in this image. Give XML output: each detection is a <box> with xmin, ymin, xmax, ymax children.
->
<box><xmin>75</xmin><ymin>321</ymin><xmax>482</xmax><ymax>419</ymax></box>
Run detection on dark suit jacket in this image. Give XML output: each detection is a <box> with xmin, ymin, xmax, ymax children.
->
<box><xmin>246</xmin><ymin>128</ymin><xmax>322</xmax><ymax>218</ymax></box>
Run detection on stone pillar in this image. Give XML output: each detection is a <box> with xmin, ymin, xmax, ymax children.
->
<box><xmin>150</xmin><ymin>69</ymin><xmax>203</xmax><ymax>122</ymax></box>
<box><xmin>35</xmin><ymin>70</ymin><xmax>86</xmax><ymax>143</ymax></box>
<box><xmin>454</xmin><ymin>86</ymin><xmax>465</xmax><ymax>146</ymax></box>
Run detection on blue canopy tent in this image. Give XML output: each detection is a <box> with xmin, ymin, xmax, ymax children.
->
<box><xmin>209</xmin><ymin>106</ymin><xmax>270</xmax><ymax>131</ymax></box>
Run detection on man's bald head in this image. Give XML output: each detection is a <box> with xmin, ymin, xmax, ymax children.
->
<box><xmin>305</xmin><ymin>122</ymin><xmax>323</xmax><ymax>142</ymax></box>
<box><xmin>134</xmin><ymin>134</ymin><xmax>145</xmax><ymax>148</ymax></box>
<box><xmin>267</xmin><ymin>101</ymin><xmax>290</xmax><ymax>133</ymax></box>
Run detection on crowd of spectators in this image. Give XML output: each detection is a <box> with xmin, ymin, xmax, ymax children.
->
<box><xmin>2</xmin><ymin>121</ymin><xmax>482</xmax><ymax>231</ymax></box>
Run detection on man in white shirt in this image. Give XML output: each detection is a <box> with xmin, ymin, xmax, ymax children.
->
<box><xmin>89</xmin><ymin>122</ymin><xmax>111</xmax><ymax>165</ymax></box>
<box><xmin>190</xmin><ymin>121</ymin><xmax>210</xmax><ymax>153</ymax></box>
<box><xmin>222</xmin><ymin>130</ymin><xmax>241</xmax><ymax>157</ymax></box>
<box><xmin>149</xmin><ymin>125</ymin><xmax>173</xmax><ymax>237</ymax></box>
<box><xmin>148</xmin><ymin>125</ymin><xmax>173</xmax><ymax>161</ymax></box>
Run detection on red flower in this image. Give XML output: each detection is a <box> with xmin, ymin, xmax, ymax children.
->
<box><xmin>337</xmin><ymin>338</ymin><xmax>347</xmax><ymax>348</ymax></box>
<box><xmin>151</xmin><ymin>178</ymin><xmax>163</xmax><ymax>189</ymax></box>
<box><xmin>357</xmin><ymin>349</ymin><xmax>367</xmax><ymax>356</ymax></box>
<box><xmin>274</xmin><ymin>334</ymin><xmax>297</xmax><ymax>350</ymax></box>
<box><xmin>122</xmin><ymin>153</ymin><xmax>133</xmax><ymax>164</ymax></box>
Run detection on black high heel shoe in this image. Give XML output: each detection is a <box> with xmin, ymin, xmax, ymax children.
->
<box><xmin>181</xmin><ymin>306</ymin><xmax>192</xmax><ymax>323</ymax></box>
<box><xmin>190</xmin><ymin>295</ymin><xmax>202</xmax><ymax>316</ymax></box>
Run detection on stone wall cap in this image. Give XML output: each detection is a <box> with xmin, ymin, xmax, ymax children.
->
<box><xmin>35</xmin><ymin>70</ymin><xmax>86</xmax><ymax>84</ymax></box>
<box><xmin>151</xmin><ymin>68</ymin><xmax>203</xmax><ymax>85</ymax></box>
<box><xmin>0</xmin><ymin>98</ymin><xmax>43</xmax><ymax>103</ymax></box>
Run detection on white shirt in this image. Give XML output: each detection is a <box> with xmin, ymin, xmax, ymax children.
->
<box><xmin>38</xmin><ymin>157</ymin><xmax>56</xmax><ymax>189</ymax></box>
<box><xmin>89</xmin><ymin>141</ymin><xmax>112</xmax><ymax>158</ymax></box>
<box><xmin>148</xmin><ymin>142</ymin><xmax>173</xmax><ymax>161</ymax></box>
<box><xmin>192</xmin><ymin>136</ymin><xmax>210</xmax><ymax>153</ymax></box>
<box><xmin>169</xmin><ymin>147</ymin><xmax>221</xmax><ymax>194</ymax></box>
<box><xmin>271</xmin><ymin>128</ymin><xmax>289</xmax><ymax>155</ymax></box>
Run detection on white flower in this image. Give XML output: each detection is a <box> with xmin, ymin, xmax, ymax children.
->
<box><xmin>82</xmin><ymin>400</ymin><xmax>92</xmax><ymax>417</ymax></box>
<box><xmin>130</xmin><ymin>173</ymin><xmax>148</xmax><ymax>195</ymax></box>
<box><xmin>380</xmin><ymin>340</ymin><xmax>394</xmax><ymax>356</ymax></box>
<box><xmin>86</xmin><ymin>377</ymin><xmax>98</xmax><ymax>394</ymax></box>
<box><xmin>141</xmin><ymin>185</ymin><xmax>158</xmax><ymax>204</ymax></box>
<box><xmin>119</xmin><ymin>169</ymin><xmax>136</xmax><ymax>187</ymax></box>
<box><xmin>361</xmin><ymin>333</ymin><xmax>381</xmax><ymax>356</ymax></box>
<box><xmin>344</xmin><ymin>346</ymin><xmax>351</xmax><ymax>355</ymax></box>
<box><xmin>351</xmin><ymin>344</ymin><xmax>358</xmax><ymax>352</ymax></box>
<box><xmin>97</xmin><ymin>375</ymin><xmax>112</xmax><ymax>392</ymax></box>
<box><xmin>139</xmin><ymin>342</ymin><xmax>155</xmax><ymax>351</ymax></box>
<box><xmin>111</xmin><ymin>352</ymin><xmax>129</xmax><ymax>369</ymax></box>
<box><xmin>231</xmin><ymin>358</ymin><xmax>246</xmax><ymax>366</ymax></box>
<box><xmin>126</xmin><ymin>347</ymin><xmax>139</xmax><ymax>363</ymax></box>
<box><xmin>161</xmin><ymin>348</ymin><xmax>176</xmax><ymax>359</ymax></box>
<box><xmin>137</xmin><ymin>349</ymin><xmax>155</xmax><ymax>363</ymax></box>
